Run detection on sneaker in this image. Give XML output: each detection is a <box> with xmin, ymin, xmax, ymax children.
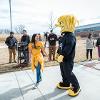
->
<box><xmin>67</xmin><ymin>87</ymin><xmax>81</xmax><ymax>97</ymax></box>
<box><xmin>57</xmin><ymin>82</ymin><xmax>71</xmax><ymax>90</ymax></box>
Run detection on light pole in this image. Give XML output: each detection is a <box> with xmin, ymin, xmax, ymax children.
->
<box><xmin>9</xmin><ymin>0</ymin><xmax>12</xmax><ymax>32</ymax></box>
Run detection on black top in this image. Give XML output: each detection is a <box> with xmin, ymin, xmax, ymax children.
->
<box><xmin>59</xmin><ymin>32</ymin><xmax>76</xmax><ymax>61</ymax></box>
<box><xmin>96</xmin><ymin>38</ymin><xmax>100</xmax><ymax>46</ymax></box>
<box><xmin>21</xmin><ymin>35</ymin><xmax>30</xmax><ymax>50</ymax></box>
<box><xmin>5</xmin><ymin>36</ymin><xmax>17</xmax><ymax>49</ymax></box>
<box><xmin>21</xmin><ymin>35</ymin><xmax>30</xmax><ymax>45</ymax></box>
<box><xmin>48</xmin><ymin>33</ymin><xmax>57</xmax><ymax>46</ymax></box>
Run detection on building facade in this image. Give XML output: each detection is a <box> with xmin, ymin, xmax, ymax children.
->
<box><xmin>75</xmin><ymin>23</ymin><xmax>100</xmax><ymax>38</ymax></box>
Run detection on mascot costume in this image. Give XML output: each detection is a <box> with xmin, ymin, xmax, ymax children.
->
<box><xmin>55</xmin><ymin>15</ymin><xmax>81</xmax><ymax>97</ymax></box>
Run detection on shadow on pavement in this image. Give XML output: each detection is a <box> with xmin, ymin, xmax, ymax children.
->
<box><xmin>34</xmin><ymin>87</ymin><xmax>72</xmax><ymax>100</ymax></box>
<box><xmin>0</xmin><ymin>84</ymin><xmax>33</xmax><ymax>100</ymax></box>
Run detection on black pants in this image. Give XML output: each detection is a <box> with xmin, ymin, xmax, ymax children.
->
<box><xmin>23</xmin><ymin>50</ymin><xmax>29</xmax><ymax>63</ymax></box>
<box><xmin>86</xmin><ymin>49</ymin><xmax>93</xmax><ymax>59</ymax></box>
<box><xmin>60</xmin><ymin>61</ymin><xmax>80</xmax><ymax>92</ymax></box>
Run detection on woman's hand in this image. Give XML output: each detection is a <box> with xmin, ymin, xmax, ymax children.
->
<box><xmin>41</xmin><ymin>67</ymin><xmax>44</xmax><ymax>72</ymax></box>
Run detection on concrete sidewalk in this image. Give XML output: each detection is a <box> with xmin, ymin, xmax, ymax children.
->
<box><xmin>0</xmin><ymin>62</ymin><xmax>100</xmax><ymax>100</ymax></box>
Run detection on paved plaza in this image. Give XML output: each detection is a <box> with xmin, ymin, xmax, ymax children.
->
<box><xmin>0</xmin><ymin>61</ymin><xmax>100</xmax><ymax>100</ymax></box>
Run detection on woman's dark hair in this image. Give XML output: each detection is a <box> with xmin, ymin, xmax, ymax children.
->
<box><xmin>31</xmin><ymin>34</ymin><xmax>37</xmax><ymax>45</ymax></box>
<box><xmin>88</xmin><ymin>33</ymin><xmax>92</xmax><ymax>39</ymax></box>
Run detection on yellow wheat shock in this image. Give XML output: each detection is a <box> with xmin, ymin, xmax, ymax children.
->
<box><xmin>56</xmin><ymin>15</ymin><xmax>79</xmax><ymax>33</ymax></box>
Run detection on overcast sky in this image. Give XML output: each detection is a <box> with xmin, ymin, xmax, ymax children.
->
<box><xmin>0</xmin><ymin>0</ymin><xmax>100</xmax><ymax>34</ymax></box>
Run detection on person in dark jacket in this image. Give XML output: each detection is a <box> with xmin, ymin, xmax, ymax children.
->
<box><xmin>56</xmin><ymin>33</ymin><xmax>64</xmax><ymax>57</ymax></box>
<box><xmin>96</xmin><ymin>33</ymin><xmax>100</xmax><ymax>60</ymax></box>
<box><xmin>48</xmin><ymin>30</ymin><xmax>57</xmax><ymax>61</ymax></box>
<box><xmin>55</xmin><ymin>15</ymin><xmax>80</xmax><ymax>97</ymax></box>
<box><xmin>21</xmin><ymin>30</ymin><xmax>30</xmax><ymax>64</ymax></box>
<box><xmin>5</xmin><ymin>32</ymin><xmax>17</xmax><ymax>63</ymax></box>
<box><xmin>44</xmin><ymin>32</ymin><xmax>49</xmax><ymax>47</ymax></box>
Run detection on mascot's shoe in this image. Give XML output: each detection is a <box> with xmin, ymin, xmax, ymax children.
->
<box><xmin>57</xmin><ymin>82</ymin><xmax>71</xmax><ymax>90</ymax></box>
<box><xmin>67</xmin><ymin>87</ymin><xmax>81</xmax><ymax>97</ymax></box>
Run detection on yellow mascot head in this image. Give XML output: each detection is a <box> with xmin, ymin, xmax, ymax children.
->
<box><xmin>55</xmin><ymin>15</ymin><xmax>78</xmax><ymax>33</ymax></box>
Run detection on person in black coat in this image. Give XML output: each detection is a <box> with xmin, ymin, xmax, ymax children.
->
<box><xmin>96</xmin><ymin>33</ymin><xmax>100</xmax><ymax>60</ymax></box>
<box><xmin>21</xmin><ymin>30</ymin><xmax>30</xmax><ymax>64</ymax></box>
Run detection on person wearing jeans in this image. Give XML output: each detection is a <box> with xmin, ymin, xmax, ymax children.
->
<box><xmin>22</xmin><ymin>45</ymin><xmax>29</xmax><ymax>63</ymax></box>
<box><xmin>28</xmin><ymin>34</ymin><xmax>47</xmax><ymax>85</ymax></box>
<box><xmin>21</xmin><ymin>30</ymin><xmax>30</xmax><ymax>64</ymax></box>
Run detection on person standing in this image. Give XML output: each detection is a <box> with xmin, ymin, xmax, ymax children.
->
<box><xmin>86</xmin><ymin>33</ymin><xmax>94</xmax><ymax>61</ymax></box>
<box><xmin>21</xmin><ymin>30</ymin><xmax>30</xmax><ymax>64</ymax></box>
<box><xmin>5</xmin><ymin>32</ymin><xmax>17</xmax><ymax>63</ymax></box>
<box><xmin>56</xmin><ymin>15</ymin><xmax>80</xmax><ymax>97</ymax></box>
<box><xmin>96</xmin><ymin>33</ymin><xmax>100</xmax><ymax>60</ymax></box>
<box><xmin>48</xmin><ymin>30</ymin><xmax>57</xmax><ymax>61</ymax></box>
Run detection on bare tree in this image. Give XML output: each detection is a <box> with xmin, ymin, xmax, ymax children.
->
<box><xmin>15</xmin><ymin>24</ymin><xmax>25</xmax><ymax>34</ymax></box>
<box><xmin>48</xmin><ymin>12</ymin><xmax>56</xmax><ymax>32</ymax></box>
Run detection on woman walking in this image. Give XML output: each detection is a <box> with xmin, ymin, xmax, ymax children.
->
<box><xmin>28</xmin><ymin>34</ymin><xmax>47</xmax><ymax>85</ymax></box>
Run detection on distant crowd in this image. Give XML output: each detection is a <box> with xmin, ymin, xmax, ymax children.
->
<box><xmin>5</xmin><ymin>30</ymin><xmax>59</xmax><ymax>64</ymax></box>
<box><xmin>5</xmin><ymin>30</ymin><xmax>100</xmax><ymax>65</ymax></box>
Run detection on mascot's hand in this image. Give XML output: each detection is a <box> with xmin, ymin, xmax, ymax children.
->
<box><xmin>56</xmin><ymin>55</ymin><xmax>64</xmax><ymax>63</ymax></box>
